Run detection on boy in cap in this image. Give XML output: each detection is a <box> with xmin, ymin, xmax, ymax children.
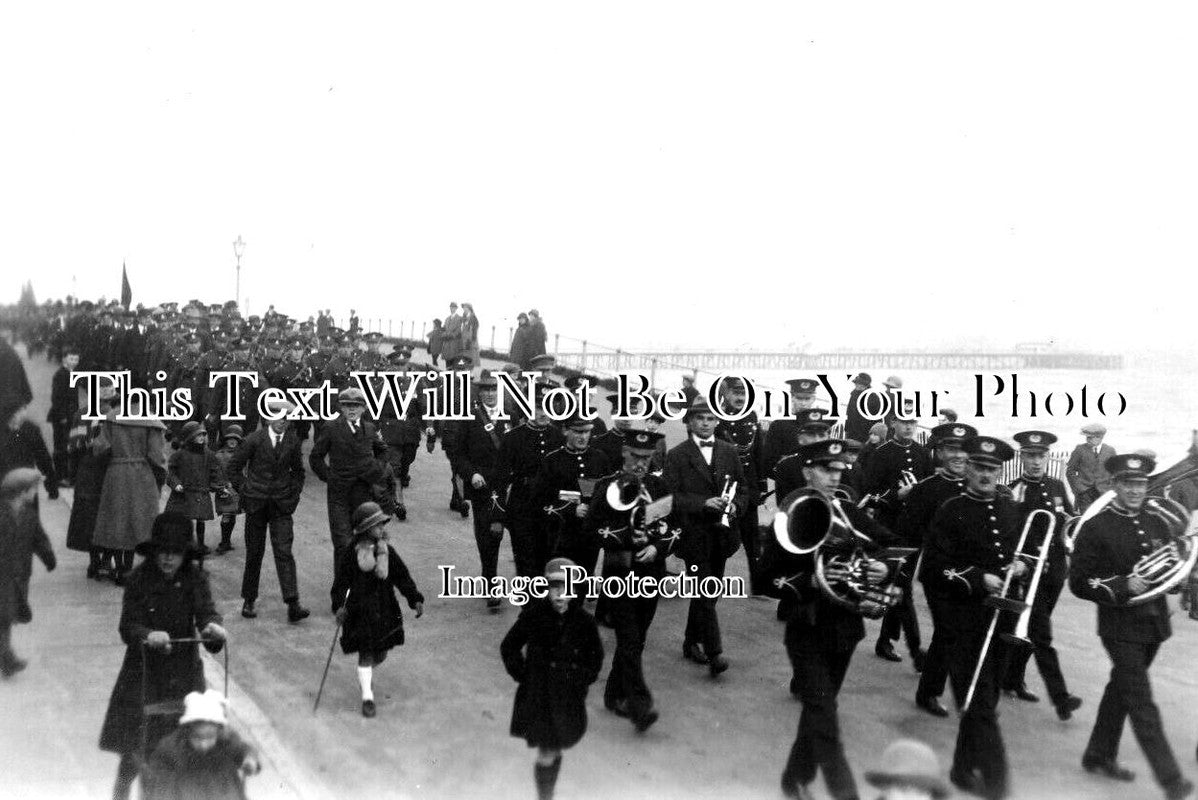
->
<box><xmin>212</xmin><ymin>426</ymin><xmax>244</xmax><ymax>554</ymax></box>
<box><xmin>331</xmin><ymin>502</ymin><xmax>425</xmax><ymax>717</ymax></box>
<box><xmin>501</xmin><ymin>557</ymin><xmax>604</xmax><ymax>800</ymax></box>
<box><xmin>0</xmin><ymin>468</ymin><xmax>56</xmax><ymax>678</ymax></box>
<box><xmin>1070</xmin><ymin>453</ymin><xmax>1193</xmax><ymax>799</ymax></box>
<box><xmin>1067</xmin><ymin>423</ymin><xmax>1116</xmax><ymax>512</ymax></box>
<box><xmin>922</xmin><ymin>436</ymin><xmax>1021</xmax><ymax>799</ymax></box>
<box><xmin>1003</xmin><ymin>431</ymin><xmax>1082</xmax><ymax>719</ymax></box>
<box><xmin>141</xmin><ymin>689</ymin><xmax>260</xmax><ymax>800</ymax></box>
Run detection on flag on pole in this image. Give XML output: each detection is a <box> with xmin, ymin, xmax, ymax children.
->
<box><xmin>121</xmin><ymin>262</ymin><xmax>132</xmax><ymax>308</ymax></box>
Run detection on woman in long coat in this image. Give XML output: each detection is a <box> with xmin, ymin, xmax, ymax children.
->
<box><xmin>92</xmin><ymin>403</ymin><xmax>167</xmax><ymax>583</ymax></box>
<box><xmin>460</xmin><ymin>303</ymin><xmax>481</xmax><ymax>366</ymax></box>
<box><xmin>66</xmin><ymin>383</ymin><xmax>114</xmax><ymax>577</ymax></box>
<box><xmin>0</xmin><ymin>468</ymin><xmax>57</xmax><ymax>677</ymax></box>
<box><xmin>501</xmin><ymin>557</ymin><xmax>603</xmax><ymax>800</ymax></box>
<box><xmin>509</xmin><ymin>313</ymin><xmax>534</xmax><ymax>368</ymax></box>
<box><xmin>100</xmin><ymin>512</ymin><xmax>225</xmax><ymax>800</ymax></box>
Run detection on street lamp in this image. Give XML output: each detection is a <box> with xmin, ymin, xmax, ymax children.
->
<box><xmin>233</xmin><ymin>235</ymin><xmax>246</xmax><ymax>309</ymax></box>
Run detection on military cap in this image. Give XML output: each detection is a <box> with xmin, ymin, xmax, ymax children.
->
<box><xmin>386</xmin><ymin>349</ymin><xmax>409</xmax><ymax>364</ymax></box>
<box><xmin>622</xmin><ymin>428</ymin><xmax>664</xmax><ymax>454</ymax></box>
<box><xmin>930</xmin><ymin>423</ymin><xmax>978</xmax><ymax>447</ymax></box>
<box><xmin>851</xmin><ymin>372</ymin><xmax>872</xmax><ymax>387</ymax></box>
<box><xmin>843</xmin><ymin>438</ymin><xmax>864</xmax><ymax>453</ymax></box>
<box><xmin>528</xmin><ymin>354</ymin><xmax>557</xmax><ymax>371</ymax></box>
<box><xmin>796</xmin><ymin>408</ymin><xmax>832</xmax><ymax>432</ymax></box>
<box><xmin>288</xmin><ymin>336</ymin><xmax>306</xmax><ymax>349</ymax></box>
<box><xmin>785</xmin><ymin>378</ymin><xmax>819</xmax><ymax>394</ymax></box>
<box><xmin>450</xmin><ymin>355</ymin><xmax>474</xmax><ymax>369</ymax></box>
<box><xmin>1081</xmin><ymin>423</ymin><xmax>1107</xmax><ymax>436</ymax></box>
<box><xmin>392</xmin><ymin>343</ymin><xmax>414</xmax><ymax>358</ymax></box>
<box><xmin>337</xmin><ymin>387</ymin><xmax>367</xmax><ymax>406</ymax></box>
<box><xmin>561</xmin><ymin>409</ymin><xmax>597</xmax><ymax>430</ymax></box>
<box><xmin>1105</xmin><ymin>453</ymin><xmax>1155</xmax><ymax>481</ymax></box>
<box><xmin>223</xmin><ymin>300</ymin><xmax>238</xmax><ymax>310</ymax></box>
<box><xmin>963</xmin><ymin>436</ymin><xmax>1014</xmax><ymax>466</ymax></box>
<box><xmin>182</xmin><ymin>332</ymin><xmax>201</xmax><ymax>345</ymax></box>
<box><xmin>1013</xmin><ymin>430</ymin><xmax>1057</xmax><ymax>453</ymax></box>
<box><xmin>796</xmin><ymin>439</ymin><xmax>849</xmax><ymax>470</ymax></box>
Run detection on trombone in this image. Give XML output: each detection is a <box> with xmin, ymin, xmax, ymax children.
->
<box><xmin>963</xmin><ymin>509</ymin><xmax>1056</xmax><ymax>713</ymax></box>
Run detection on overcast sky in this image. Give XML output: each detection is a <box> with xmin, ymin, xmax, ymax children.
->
<box><xmin>3</xmin><ymin>3</ymin><xmax>1197</xmax><ymax>355</ymax></box>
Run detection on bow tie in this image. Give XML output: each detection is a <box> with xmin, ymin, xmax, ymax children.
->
<box><xmin>698</xmin><ymin>440</ymin><xmax>714</xmax><ymax>448</ymax></box>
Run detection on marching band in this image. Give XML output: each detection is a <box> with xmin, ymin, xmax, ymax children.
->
<box><xmin>6</xmin><ymin>298</ymin><xmax>1198</xmax><ymax>800</ymax></box>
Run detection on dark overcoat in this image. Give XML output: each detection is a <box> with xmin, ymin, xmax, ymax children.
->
<box><xmin>500</xmin><ymin>598</ymin><xmax>603</xmax><ymax>750</ymax></box>
<box><xmin>330</xmin><ymin>544</ymin><xmax>424</xmax><ymax>655</ymax></box>
<box><xmin>662</xmin><ymin>438</ymin><xmax>748</xmax><ymax>563</ymax></box>
<box><xmin>0</xmin><ymin>502</ymin><xmax>56</xmax><ymax>626</ymax></box>
<box><xmin>99</xmin><ymin>561</ymin><xmax>222</xmax><ymax>755</ymax></box>
<box><xmin>66</xmin><ymin>414</ymin><xmax>110</xmax><ymax>551</ymax></box>
<box><xmin>164</xmin><ymin>444</ymin><xmax>226</xmax><ymax>521</ymax></box>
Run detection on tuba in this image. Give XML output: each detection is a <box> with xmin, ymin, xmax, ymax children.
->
<box><xmin>772</xmin><ymin>489</ymin><xmax>915</xmax><ymax>618</ymax></box>
<box><xmin>1071</xmin><ymin>494</ymin><xmax>1198</xmax><ymax>606</ymax></box>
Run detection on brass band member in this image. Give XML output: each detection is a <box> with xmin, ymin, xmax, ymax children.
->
<box><xmin>763</xmin><ymin>377</ymin><xmax>820</xmax><ymax>478</ymax></box>
<box><xmin>536</xmin><ymin>411</ymin><xmax>610</xmax><ymax>577</ymax></box>
<box><xmin>664</xmin><ymin>397</ymin><xmax>747</xmax><ymax>677</ymax></box>
<box><xmin>586</xmin><ymin>428</ymin><xmax>676</xmax><ymax>733</ymax></box>
<box><xmin>1002</xmin><ymin>430</ymin><xmax>1082</xmax><ymax>719</ymax></box>
<box><xmin>715</xmin><ymin>377</ymin><xmax>766</xmax><ymax>594</ymax></box>
<box><xmin>904</xmin><ymin>422</ymin><xmax>975</xmax><ymax>716</ymax></box>
<box><xmin>922</xmin><ymin>436</ymin><xmax>1022</xmax><ymax>799</ymax></box>
<box><xmin>1069</xmin><ymin>453</ymin><xmax>1193</xmax><ymax>799</ymax></box>
<box><xmin>760</xmin><ymin>439</ymin><xmax>897</xmax><ymax>800</ymax></box>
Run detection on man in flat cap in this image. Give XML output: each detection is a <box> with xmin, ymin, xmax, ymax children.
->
<box><xmin>1067</xmin><ymin>424</ymin><xmax>1115</xmax><ymax>512</ymax></box>
<box><xmin>663</xmin><ymin>397</ymin><xmax>748</xmax><ymax>677</ymax></box>
<box><xmin>1069</xmin><ymin>453</ymin><xmax>1192</xmax><ymax>799</ymax></box>
<box><xmin>922</xmin><ymin>436</ymin><xmax>1022</xmax><ymax>799</ymax></box>
<box><xmin>1003</xmin><ymin>431</ymin><xmax>1082</xmax><ymax>719</ymax></box>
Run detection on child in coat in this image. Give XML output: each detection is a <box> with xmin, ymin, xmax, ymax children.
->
<box><xmin>330</xmin><ymin>501</ymin><xmax>424</xmax><ymax>717</ymax></box>
<box><xmin>0</xmin><ymin>468</ymin><xmax>57</xmax><ymax>677</ymax></box>
<box><xmin>501</xmin><ymin>557</ymin><xmax>604</xmax><ymax>800</ymax></box>
<box><xmin>142</xmin><ymin>689</ymin><xmax>260</xmax><ymax>800</ymax></box>
<box><xmin>212</xmin><ymin>426</ymin><xmax>244</xmax><ymax>554</ymax></box>
<box><xmin>165</xmin><ymin>421</ymin><xmax>230</xmax><ymax>558</ymax></box>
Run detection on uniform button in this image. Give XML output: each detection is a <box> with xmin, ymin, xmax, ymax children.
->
<box><xmin>989</xmin><ymin>516</ymin><xmax>996</xmax><ymax>522</ymax></box>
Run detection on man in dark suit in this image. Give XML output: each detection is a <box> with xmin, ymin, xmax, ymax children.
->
<box><xmin>763</xmin><ymin>377</ymin><xmax>820</xmax><ymax>479</ymax></box>
<box><xmin>450</xmin><ymin>373</ymin><xmax>513</xmax><ymax>610</ymax></box>
<box><xmin>1069</xmin><ymin>453</ymin><xmax>1191</xmax><ymax>800</ymax></box>
<box><xmin>1066</xmin><ymin>423</ymin><xmax>1116</xmax><ymax>511</ymax></box>
<box><xmin>714</xmin><ymin>377</ymin><xmax>766</xmax><ymax>594</ymax></box>
<box><xmin>309</xmin><ymin>387</ymin><xmax>389</xmax><ymax>572</ymax></box>
<box><xmin>843</xmin><ymin>372</ymin><xmax>875</xmax><ymax>444</ymax></box>
<box><xmin>47</xmin><ymin>348</ymin><xmax>80</xmax><ymax>485</ymax></box>
<box><xmin>227</xmin><ymin>401</ymin><xmax>309</xmax><ymax>622</ymax></box>
<box><xmin>663</xmin><ymin>397</ymin><xmax>748</xmax><ymax>677</ymax></box>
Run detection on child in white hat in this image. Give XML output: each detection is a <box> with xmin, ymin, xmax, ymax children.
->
<box><xmin>141</xmin><ymin>689</ymin><xmax>259</xmax><ymax>800</ymax></box>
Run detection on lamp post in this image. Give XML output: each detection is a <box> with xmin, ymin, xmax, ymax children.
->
<box><xmin>233</xmin><ymin>235</ymin><xmax>246</xmax><ymax>309</ymax></box>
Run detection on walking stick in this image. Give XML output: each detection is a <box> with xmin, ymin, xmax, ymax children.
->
<box><xmin>314</xmin><ymin>592</ymin><xmax>348</xmax><ymax>713</ymax></box>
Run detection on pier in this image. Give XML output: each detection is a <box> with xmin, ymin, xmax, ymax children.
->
<box><xmin>553</xmin><ymin>349</ymin><xmax>1123</xmax><ymax>372</ymax></box>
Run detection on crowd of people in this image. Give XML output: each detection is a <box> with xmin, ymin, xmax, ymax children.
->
<box><xmin>2</xmin><ymin>296</ymin><xmax>1198</xmax><ymax>800</ymax></box>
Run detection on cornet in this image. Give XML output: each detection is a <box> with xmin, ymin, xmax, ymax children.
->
<box><xmin>718</xmin><ymin>477</ymin><xmax>738</xmax><ymax>529</ymax></box>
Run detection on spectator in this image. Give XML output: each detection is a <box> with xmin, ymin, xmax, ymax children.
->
<box><xmin>141</xmin><ymin>690</ymin><xmax>260</xmax><ymax>800</ymax></box>
<box><xmin>528</xmin><ymin>309</ymin><xmax>547</xmax><ymax>360</ymax></box>
<box><xmin>48</xmin><ymin>347</ymin><xmax>80</xmax><ymax>485</ymax></box>
<box><xmin>509</xmin><ymin>313</ymin><xmax>535</xmax><ymax>369</ymax></box>
<box><xmin>66</xmin><ymin>381</ymin><xmax>115</xmax><ymax>579</ymax></box>
<box><xmin>442</xmin><ymin>302</ymin><xmax>463</xmax><ymax>364</ymax></box>
<box><xmin>461</xmin><ymin>302</ymin><xmax>481</xmax><ymax>369</ymax></box>
<box><xmin>427</xmin><ymin>318</ymin><xmax>445</xmax><ymax>366</ymax></box>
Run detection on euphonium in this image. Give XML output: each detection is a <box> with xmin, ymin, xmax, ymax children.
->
<box><xmin>772</xmin><ymin>488</ymin><xmax>913</xmax><ymax>618</ymax></box>
<box><xmin>606</xmin><ymin>475</ymin><xmax>645</xmax><ymax>512</ymax></box>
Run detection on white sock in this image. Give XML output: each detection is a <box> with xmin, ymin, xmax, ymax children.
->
<box><xmin>357</xmin><ymin>666</ymin><xmax>374</xmax><ymax>701</ymax></box>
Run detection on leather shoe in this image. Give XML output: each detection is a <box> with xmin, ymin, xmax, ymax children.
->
<box><xmin>215</xmin><ymin>541</ymin><xmax>233</xmax><ymax>554</ymax></box>
<box><xmin>241</xmin><ymin>601</ymin><xmax>257</xmax><ymax>619</ymax></box>
<box><xmin>1006</xmin><ymin>685</ymin><xmax>1040</xmax><ymax>703</ymax></box>
<box><xmin>875</xmin><ymin>641</ymin><xmax>902</xmax><ymax>663</ymax></box>
<box><xmin>361</xmin><ymin>699</ymin><xmax>376</xmax><ymax>718</ymax></box>
<box><xmin>1082</xmin><ymin>758</ymin><xmax>1136</xmax><ymax>782</ymax></box>
<box><xmin>287</xmin><ymin>603</ymin><xmax>310</xmax><ymax>623</ymax></box>
<box><xmin>634</xmin><ymin>709</ymin><xmax>659</xmax><ymax>733</ymax></box>
<box><xmin>682</xmin><ymin>643</ymin><xmax>709</xmax><ymax>665</ymax></box>
<box><xmin>950</xmin><ymin>768</ymin><xmax>985</xmax><ymax>796</ymax></box>
<box><xmin>0</xmin><ymin>654</ymin><xmax>28</xmax><ymax>678</ymax></box>
<box><xmin>1166</xmin><ymin>779</ymin><xmax>1194</xmax><ymax>800</ymax></box>
<box><xmin>486</xmin><ymin>597</ymin><xmax>502</xmax><ymax>611</ymax></box>
<box><xmin>1056</xmin><ymin>695</ymin><xmax>1082</xmax><ymax>721</ymax></box>
<box><xmin>708</xmin><ymin>654</ymin><xmax>729</xmax><ymax>677</ymax></box>
<box><xmin>916</xmin><ymin>696</ymin><xmax>949</xmax><ymax>718</ymax></box>
<box><xmin>911</xmin><ymin>647</ymin><xmax>927</xmax><ymax>673</ymax></box>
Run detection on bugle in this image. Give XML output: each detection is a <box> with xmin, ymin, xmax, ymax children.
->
<box><xmin>718</xmin><ymin>477</ymin><xmax>738</xmax><ymax>529</ymax></box>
